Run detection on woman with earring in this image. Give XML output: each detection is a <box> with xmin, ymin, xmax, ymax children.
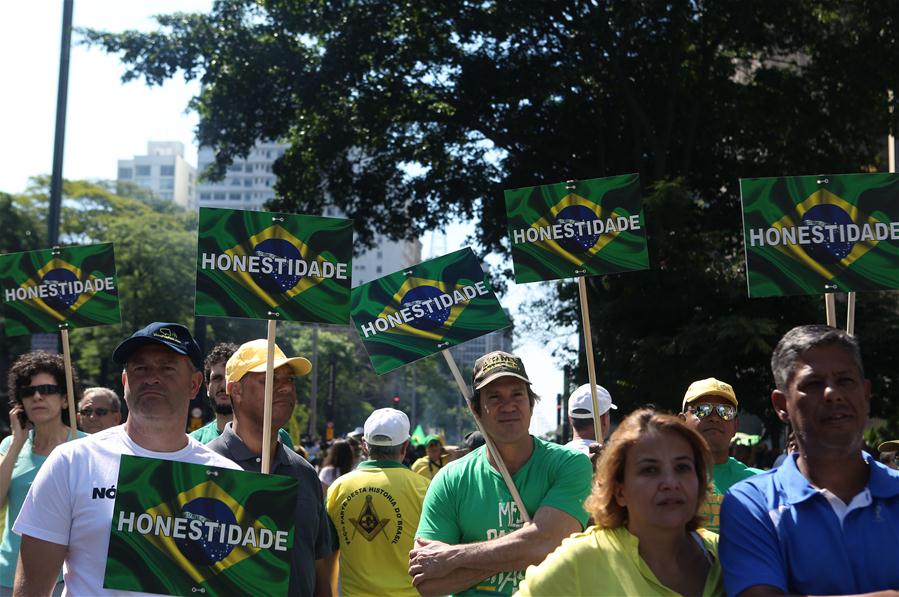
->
<box><xmin>0</xmin><ymin>352</ymin><xmax>87</xmax><ymax>595</ymax></box>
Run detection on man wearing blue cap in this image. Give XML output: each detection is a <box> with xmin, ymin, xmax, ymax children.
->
<box><xmin>14</xmin><ymin>323</ymin><xmax>240</xmax><ymax>596</ymax></box>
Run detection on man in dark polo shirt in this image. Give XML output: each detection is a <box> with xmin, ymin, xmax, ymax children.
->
<box><xmin>208</xmin><ymin>339</ymin><xmax>335</xmax><ymax>596</ymax></box>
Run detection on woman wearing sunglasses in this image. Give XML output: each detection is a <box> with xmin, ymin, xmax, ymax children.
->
<box><xmin>517</xmin><ymin>410</ymin><xmax>723</xmax><ymax>597</ymax></box>
<box><xmin>680</xmin><ymin>378</ymin><xmax>763</xmax><ymax>534</ymax></box>
<box><xmin>0</xmin><ymin>351</ymin><xmax>87</xmax><ymax>595</ymax></box>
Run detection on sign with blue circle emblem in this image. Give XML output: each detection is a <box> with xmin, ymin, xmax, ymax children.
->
<box><xmin>104</xmin><ymin>455</ymin><xmax>298</xmax><ymax>596</ymax></box>
<box><xmin>504</xmin><ymin>174</ymin><xmax>650</xmax><ymax>283</ymax></box>
<box><xmin>740</xmin><ymin>173</ymin><xmax>899</xmax><ymax>297</ymax></box>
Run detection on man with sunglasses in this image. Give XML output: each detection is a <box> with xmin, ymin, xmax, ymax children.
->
<box><xmin>77</xmin><ymin>387</ymin><xmax>122</xmax><ymax>434</ymax></box>
<box><xmin>681</xmin><ymin>377</ymin><xmax>762</xmax><ymax>533</ymax></box>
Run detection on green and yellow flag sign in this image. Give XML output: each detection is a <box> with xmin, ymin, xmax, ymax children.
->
<box><xmin>351</xmin><ymin>248</ymin><xmax>511</xmax><ymax>375</ymax></box>
<box><xmin>196</xmin><ymin>207</ymin><xmax>353</xmax><ymax>323</ymax></box>
<box><xmin>104</xmin><ymin>455</ymin><xmax>297</xmax><ymax>597</ymax></box>
<box><xmin>0</xmin><ymin>243</ymin><xmax>120</xmax><ymax>337</ymax></box>
<box><xmin>504</xmin><ymin>175</ymin><xmax>650</xmax><ymax>283</ymax></box>
<box><xmin>740</xmin><ymin>173</ymin><xmax>899</xmax><ymax>297</ymax></box>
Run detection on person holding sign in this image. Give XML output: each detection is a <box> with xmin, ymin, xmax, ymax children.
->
<box><xmin>190</xmin><ymin>342</ymin><xmax>293</xmax><ymax>446</ymax></box>
<box><xmin>410</xmin><ymin>351</ymin><xmax>593</xmax><ymax>596</ymax></box>
<box><xmin>13</xmin><ymin>322</ymin><xmax>240</xmax><ymax>597</ymax></box>
<box><xmin>0</xmin><ymin>352</ymin><xmax>87</xmax><ymax>594</ymax></box>
<box><xmin>207</xmin><ymin>339</ymin><xmax>335</xmax><ymax>597</ymax></box>
<box><xmin>720</xmin><ymin>325</ymin><xmax>899</xmax><ymax>596</ymax></box>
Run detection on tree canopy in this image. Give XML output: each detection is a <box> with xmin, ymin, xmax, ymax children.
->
<box><xmin>83</xmin><ymin>2</ymin><xmax>899</xmax><ymax>435</ymax></box>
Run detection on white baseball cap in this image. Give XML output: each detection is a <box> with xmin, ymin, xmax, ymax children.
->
<box><xmin>568</xmin><ymin>384</ymin><xmax>617</xmax><ymax>418</ymax></box>
<box><xmin>363</xmin><ymin>408</ymin><xmax>410</xmax><ymax>446</ymax></box>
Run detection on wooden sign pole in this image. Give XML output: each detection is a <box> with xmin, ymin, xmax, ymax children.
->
<box><xmin>577</xmin><ymin>277</ymin><xmax>603</xmax><ymax>445</ymax></box>
<box><xmin>442</xmin><ymin>350</ymin><xmax>531</xmax><ymax>524</ymax></box>
<box><xmin>825</xmin><ymin>294</ymin><xmax>837</xmax><ymax>327</ymax></box>
<box><xmin>59</xmin><ymin>328</ymin><xmax>77</xmax><ymax>440</ymax></box>
<box><xmin>261</xmin><ymin>319</ymin><xmax>277</xmax><ymax>474</ymax></box>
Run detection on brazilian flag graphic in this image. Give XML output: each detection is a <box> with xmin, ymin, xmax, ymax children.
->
<box><xmin>0</xmin><ymin>243</ymin><xmax>120</xmax><ymax>337</ymax></box>
<box><xmin>196</xmin><ymin>208</ymin><xmax>353</xmax><ymax>323</ymax></box>
<box><xmin>104</xmin><ymin>456</ymin><xmax>297</xmax><ymax>597</ymax></box>
<box><xmin>504</xmin><ymin>175</ymin><xmax>650</xmax><ymax>283</ymax></box>
<box><xmin>740</xmin><ymin>173</ymin><xmax>899</xmax><ymax>298</ymax></box>
<box><xmin>351</xmin><ymin>248</ymin><xmax>511</xmax><ymax>375</ymax></box>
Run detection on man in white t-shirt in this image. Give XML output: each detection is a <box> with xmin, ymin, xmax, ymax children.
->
<box><xmin>563</xmin><ymin>383</ymin><xmax>616</xmax><ymax>455</ymax></box>
<box><xmin>13</xmin><ymin>322</ymin><xmax>240</xmax><ymax>596</ymax></box>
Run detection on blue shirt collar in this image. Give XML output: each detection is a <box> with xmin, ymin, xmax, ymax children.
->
<box><xmin>776</xmin><ymin>451</ymin><xmax>899</xmax><ymax>504</ymax></box>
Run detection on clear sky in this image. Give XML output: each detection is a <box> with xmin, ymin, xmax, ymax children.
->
<box><xmin>1</xmin><ymin>1</ymin><xmax>578</xmax><ymax>437</ymax></box>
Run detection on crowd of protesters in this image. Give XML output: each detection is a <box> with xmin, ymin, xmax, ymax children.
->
<box><xmin>1</xmin><ymin>321</ymin><xmax>898</xmax><ymax>596</ymax></box>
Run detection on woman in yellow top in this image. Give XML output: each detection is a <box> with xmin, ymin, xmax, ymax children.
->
<box><xmin>516</xmin><ymin>409</ymin><xmax>724</xmax><ymax>597</ymax></box>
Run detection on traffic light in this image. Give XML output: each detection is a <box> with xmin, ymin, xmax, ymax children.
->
<box><xmin>393</xmin><ymin>395</ymin><xmax>401</xmax><ymax>406</ymax></box>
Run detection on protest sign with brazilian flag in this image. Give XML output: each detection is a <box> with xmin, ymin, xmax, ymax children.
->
<box><xmin>504</xmin><ymin>174</ymin><xmax>650</xmax><ymax>283</ymax></box>
<box><xmin>104</xmin><ymin>455</ymin><xmax>297</xmax><ymax>597</ymax></box>
<box><xmin>740</xmin><ymin>173</ymin><xmax>899</xmax><ymax>298</ymax></box>
<box><xmin>0</xmin><ymin>243</ymin><xmax>120</xmax><ymax>337</ymax></box>
<box><xmin>196</xmin><ymin>207</ymin><xmax>353</xmax><ymax>323</ymax></box>
<box><xmin>351</xmin><ymin>247</ymin><xmax>511</xmax><ymax>375</ymax></box>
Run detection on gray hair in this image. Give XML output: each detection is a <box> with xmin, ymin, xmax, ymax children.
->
<box><xmin>367</xmin><ymin>443</ymin><xmax>404</xmax><ymax>461</ymax></box>
<box><xmin>80</xmin><ymin>387</ymin><xmax>121</xmax><ymax>411</ymax></box>
<box><xmin>771</xmin><ymin>325</ymin><xmax>864</xmax><ymax>390</ymax></box>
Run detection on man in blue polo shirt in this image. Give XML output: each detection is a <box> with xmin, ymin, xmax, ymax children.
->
<box><xmin>720</xmin><ymin>325</ymin><xmax>899</xmax><ymax>597</ymax></box>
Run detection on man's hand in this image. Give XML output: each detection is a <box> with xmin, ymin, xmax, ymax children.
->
<box><xmin>408</xmin><ymin>538</ymin><xmax>457</xmax><ymax>585</ymax></box>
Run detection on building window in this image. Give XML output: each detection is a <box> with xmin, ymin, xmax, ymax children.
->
<box><xmin>228</xmin><ymin>162</ymin><xmax>243</xmax><ymax>172</ymax></box>
<box><xmin>245</xmin><ymin>164</ymin><xmax>253</xmax><ymax>172</ymax></box>
<box><xmin>200</xmin><ymin>193</ymin><xmax>211</xmax><ymax>200</ymax></box>
<box><xmin>244</xmin><ymin>179</ymin><xmax>252</xmax><ymax>187</ymax></box>
<box><xmin>159</xmin><ymin>178</ymin><xmax>174</xmax><ymax>190</ymax></box>
<box><xmin>118</xmin><ymin>168</ymin><xmax>132</xmax><ymax>179</ymax></box>
<box><xmin>376</xmin><ymin>266</ymin><xmax>382</xmax><ymax>273</ymax></box>
<box><xmin>377</xmin><ymin>251</ymin><xmax>382</xmax><ymax>258</ymax></box>
<box><xmin>229</xmin><ymin>193</ymin><xmax>241</xmax><ymax>200</ymax></box>
<box><xmin>160</xmin><ymin>165</ymin><xmax>175</xmax><ymax>176</ymax></box>
<box><xmin>214</xmin><ymin>192</ymin><xmax>226</xmax><ymax>200</ymax></box>
<box><xmin>135</xmin><ymin>165</ymin><xmax>151</xmax><ymax>176</ymax></box>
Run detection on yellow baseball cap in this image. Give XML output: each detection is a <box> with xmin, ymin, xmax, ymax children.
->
<box><xmin>226</xmin><ymin>339</ymin><xmax>312</xmax><ymax>384</ymax></box>
<box><xmin>682</xmin><ymin>377</ymin><xmax>738</xmax><ymax>410</ymax></box>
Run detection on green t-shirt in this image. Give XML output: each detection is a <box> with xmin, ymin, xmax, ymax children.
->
<box><xmin>416</xmin><ymin>436</ymin><xmax>592</xmax><ymax>596</ymax></box>
<box><xmin>189</xmin><ymin>420</ymin><xmax>292</xmax><ymax>446</ymax></box>
<box><xmin>699</xmin><ymin>457</ymin><xmax>763</xmax><ymax>533</ymax></box>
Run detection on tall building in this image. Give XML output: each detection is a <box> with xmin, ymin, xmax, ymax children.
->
<box><xmin>197</xmin><ymin>141</ymin><xmax>422</xmax><ymax>284</ymax></box>
<box><xmin>196</xmin><ymin>141</ymin><xmax>287</xmax><ymax>210</ymax></box>
<box><xmin>117</xmin><ymin>142</ymin><xmax>196</xmax><ymax>209</ymax></box>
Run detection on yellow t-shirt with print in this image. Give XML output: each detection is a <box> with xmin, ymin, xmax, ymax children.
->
<box><xmin>516</xmin><ymin>526</ymin><xmax>724</xmax><ymax>597</ymax></box>
<box><xmin>326</xmin><ymin>460</ymin><xmax>429</xmax><ymax>597</ymax></box>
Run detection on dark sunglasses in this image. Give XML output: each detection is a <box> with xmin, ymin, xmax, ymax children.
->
<box><xmin>79</xmin><ymin>407</ymin><xmax>117</xmax><ymax>417</ymax></box>
<box><xmin>692</xmin><ymin>402</ymin><xmax>737</xmax><ymax>421</ymax></box>
<box><xmin>19</xmin><ymin>384</ymin><xmax>63</xmax><ymax>398</ymax></box>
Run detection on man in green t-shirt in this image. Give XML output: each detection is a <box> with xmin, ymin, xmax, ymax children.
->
<box><xmin>409</xmin><ymin>351</ymin><xmax>592</xmax><ymax>596</ymax></box>
<box><xmin>681</xmin><ymin>377</ymin><xmax>763</xmax><ymax>532</ymax></box>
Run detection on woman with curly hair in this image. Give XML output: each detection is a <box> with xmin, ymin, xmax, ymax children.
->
<box><xmin>517</xmin><ymin>409</ymin><xmax>724</xmax><ymax>597</ymax></box>
<box><xmin>0</xmin><ymin>352</ymin><xmax>86</xmax><ymax>594</ymax></box>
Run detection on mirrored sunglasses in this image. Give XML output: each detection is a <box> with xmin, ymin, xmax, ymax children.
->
<box><xmin>79</xmin><ymin>407</ymin><xmax>117</xmax><ymax>417</ymax></box>
<box><xmin>692</xmin><ymin>402</ymin><xmax>737</xmax><ymax>421</ymax></box>
<box><xmin>19</xmin><ymin>384</ymin><xmax>62</xmax><ymax>398</ymax></box>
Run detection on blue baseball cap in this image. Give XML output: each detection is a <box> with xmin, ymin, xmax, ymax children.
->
<box><xmin>113</xmin><ymin>322</ymin><xmax>204</xmax><ymax>370</ymax></box>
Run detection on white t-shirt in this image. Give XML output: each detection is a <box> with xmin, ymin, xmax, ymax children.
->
<box><xmin>563</xmin><ymin>438</ymin><xmax>596</xmax><ymax>455</ymax></box>
<box><xmin>13</xmin><ymin>425</ymin><xmax>240</xmax><ymax>596</ymax></box>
